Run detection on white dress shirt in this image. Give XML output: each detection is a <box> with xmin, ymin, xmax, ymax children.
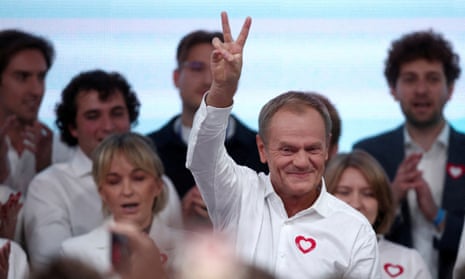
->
<box><xmin>0</xmin><ymin>238</ymin><xmax>29</xmax><ymax>279</ymax></box>
<box><xmin>24</xmin><ymin>147</ymin><xmax>183</xmax><ymax>269</ymax></box>
<box><xmin>405</xmin><ymin>125</ymin><xmax>448</xmax><ymax>279</ymax></box>
<box><xmin>186</xmin><ymin>98</ymin><xmax>381</xmax><ymax>279</ymax></box>
<box><xmin>378</xmin><ymin>236</ymin><xmax>432</xmax><ymax>279</ymax></box>
<box><xmin>61</xmin><ymin>216</ymin><xmax>180</xmax><ymax>276</ymax></box>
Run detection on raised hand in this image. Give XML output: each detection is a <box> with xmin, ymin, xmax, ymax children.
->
<box><xmin>109</xmin><ymin>222</ymin><xmax>168</xmax><ymax>279</ymax></box>
<box><xmin>182</xmin><ymin>186</ymin><xmax>212</xmax><ymax>231</ymax></box>
<box><xmin>0</xmin><ymin>241</ymin><xmax>9</xmax><ymax>279</ymax></box>
<box><xmin>23</xmin><ymin>121</ymin><xmax>53</xmax><ymax>173</ymax></box>
<box><xmin>0</xmin><ymin>192</ymin><xmax>22</xmax><ymax>240</ymax></box>
<box><xmin>207</xmin><ymin>11</ymin><xmax>252</xmax><ymax>108</ymax></box>
<box><xmin>0</xmin><ymin>116</ymin><xmax>16</xmax><ymax>183</ymax></box>
<box><xmin>391</xmin><ymin>153</ymin><xmax>423</xmax><ymax>205</ymax></box>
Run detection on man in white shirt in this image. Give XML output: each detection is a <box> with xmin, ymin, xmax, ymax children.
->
<box><xmin>353</xmin><ymin>30</ymin><xmax>464</xmax><ymax>279</ymax></box>
<box><xmin>0</xmin><ymin>29</ymin><xmax>73</xmax><ymax>196</ymax></box>
<box><xmin>24</xmin><ymin>70</ymin><xmax>183</xmax><ymax>269</ymax></box>
<box><xmin>186</xmin><ymin>12</ymin><xmax>380</xmax><ymax>278</ymax></box>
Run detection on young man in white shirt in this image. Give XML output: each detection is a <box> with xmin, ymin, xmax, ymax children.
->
<box><xmin>187</xmin><ymin>12</ymin><xmax>380</xmax><ymax>279</ymax></box>
<box><xmin>353</xmin><ymin>30</ymin><xmax>464</xmax><ymax>279</ymax></box>
<box><xmin>24</xmin><ymin>70</ymin><xmax>182</xmax><ymax>269</ymax></box>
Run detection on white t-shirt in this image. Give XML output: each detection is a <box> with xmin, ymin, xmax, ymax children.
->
<box><xmin>378</xmin><ymin>236</ymin><xmax>432</xmax><ymax>279</ymax></box>
<box><xmin>187</xmin><ymin>98</ymin><xmax>381</xmax><ymax>279</ymax></box>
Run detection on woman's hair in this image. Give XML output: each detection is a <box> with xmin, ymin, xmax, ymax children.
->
<box><xmin>325</xmin><ymin>149</ymin><xmax>395</xmax><ymax>234</ymax></box>
<box><xmin>91</xmin><ymin>132</ymin><xmax>167</xmax><ymax>215</ymax></box>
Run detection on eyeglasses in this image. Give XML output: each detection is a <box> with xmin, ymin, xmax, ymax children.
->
<box><xmin>181</xmin><ymin>61</ymin><xmax>208</xmax><ymax>73</ymax></box>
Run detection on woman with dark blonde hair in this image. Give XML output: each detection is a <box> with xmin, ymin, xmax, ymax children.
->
<box><xmin>60</xmin><ymin>132</ymin><xmax>177</xmax><ymax>276</ymax></box>
<box><xmin>325</xmin><ymin>150</ymin><xmax>432</xmax><ymax>279</ymax></box>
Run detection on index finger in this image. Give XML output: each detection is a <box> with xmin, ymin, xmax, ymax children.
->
<box><xmin>221</xmin><ymin>12</ymin><xmax>233</xmax><ymax>43</ymax></box>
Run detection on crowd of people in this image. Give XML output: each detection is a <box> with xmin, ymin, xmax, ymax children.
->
<box><xmin>0</xmin><ymin>11</ymin><xmax>464</xmax><ymax>279</ymax></box>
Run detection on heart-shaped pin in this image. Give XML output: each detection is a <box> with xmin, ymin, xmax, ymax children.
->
<box><xmin>160</xmin><ymin>253</ymin><xmax>168</xmax><ymax>264</ymax></box>
<box><xmin>447</xmin><ymin>163</ymin><xmax>465</xmax><ymax>179</ymax></box>
<box><xmin>384</xmin><ymin>263</ymin><xmax>404</xmax><ymax>277</ymax></box>
<box><xmin>295</xmin><ymin>235</ymin><xmax>316</xmax><ymax>254</ymax></box>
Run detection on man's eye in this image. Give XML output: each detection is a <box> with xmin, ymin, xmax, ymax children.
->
<box><xmin>184</xmin><ymin>61</ymin><xmax>207</xmax><ymax>72</ymax></box>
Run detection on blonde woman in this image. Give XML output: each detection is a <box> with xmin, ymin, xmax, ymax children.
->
<box><xmin>61</xmin><ymin>132</ymin><xmax>177</xmax><ymax>276</ymax></box>
<box><xmin>325</xmin><ymin>150</ymin><xmax>432</xmax><ymax>279</ymax></box>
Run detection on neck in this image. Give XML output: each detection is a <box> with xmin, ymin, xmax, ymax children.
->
<box><xmin>281</xmin><ymin>186</ymin><xmax>321</xmax><ymax>218</ymax></box>
<box><xmin>406</xmin><ymin>119</ymin><xmax>446</xmax><ymax>151</ymax></box>
<box><xmin>180</xmin><ymin>111</ymin><xmax>194</xmax><ymax>128</ymax></box>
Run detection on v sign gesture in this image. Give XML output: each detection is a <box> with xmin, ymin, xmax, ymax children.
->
<box><xmin>206</xmin><ymin>12</ymin><xmax>252</xmax><ymax>108</ymax></box>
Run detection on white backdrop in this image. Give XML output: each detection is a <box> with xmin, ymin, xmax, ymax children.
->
<box><xmin>1</xmin><ymin>0</ymin><xmax>464</xmax><ymax>151</ymax></box>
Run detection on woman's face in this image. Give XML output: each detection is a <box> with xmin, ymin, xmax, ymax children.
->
<box><xmin>333</xmin><ymin>167</ymin><xmax>378</xmax><ymax>225</ymax></box>
<box><xmin>99</xmin><ymin>153</ymin><xmax>162</xmax><ymax>229</ymax></box>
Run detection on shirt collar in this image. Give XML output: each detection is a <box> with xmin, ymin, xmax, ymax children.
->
<box><xmin>70</xmin><ymin>147</ymin><xmax>93</xmax><ymax>177</ymax></box>
<box><xmin>403</xmin><ymin>123</ymin><xmax>449</xmax><ymax>150</ymax></box>
<box><xmin>265</xmin><ymin>177</ymin><xmax>330</xmax><ymax>218</ymax></box>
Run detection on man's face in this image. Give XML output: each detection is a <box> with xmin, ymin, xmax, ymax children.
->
<box><xmin>174</xmin><ymin>43</ymin><xmax>214</xmax><ymax>116</ymax></box>
<box><xmin>391</xmin><ymin>59</ymin><xmax>453</xmax><ymax>128</ymax></box>
<box><xmin>69</xmin><ymin>90</ymin><xmax>131</xmax><ymax>157</ymax></box>
<box><xmin>257</xmin><ymin>107</ymin><xmax>328</xmax><ymax>203</ymax></box>
<box><xmin>0</xmin><ymin>49</ymin><xmax>47</xmax><ymax>124</ymax></box>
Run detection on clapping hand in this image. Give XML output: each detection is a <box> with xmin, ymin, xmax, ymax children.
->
<box><xmin>0</xmin><ymin>192</ymin><xmax>22</xmax><ymax>240</ymax></box>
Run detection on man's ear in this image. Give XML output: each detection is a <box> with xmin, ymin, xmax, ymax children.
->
<box><xmin>256</xmin><ymin>135</ymin><xmax>267</xmax><ymax>164</ymax></box>
<box><xmin>390</xmin><ymin>86</ymin><xmax>399</xmax><ymax>101</ymax></box>
<box><xmin>173</xmin><ymin>68</ymin><xmax>180</xmax><ymax>89</ymax></box>
<box><xmin>446</xmin><ymin>83</ymin><xmax>454</xmax><ymax>101</ymax></box>
<box><xmin>68</xmin><ymin>123</ymin><xmax>78</xmax><ymax>139</ymax></box>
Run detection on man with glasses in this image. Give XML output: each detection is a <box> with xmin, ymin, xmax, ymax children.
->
<box><xmin>147</xmin><ymin>30</ymin><xmax>267</xmax><ymax>231</ymax></box>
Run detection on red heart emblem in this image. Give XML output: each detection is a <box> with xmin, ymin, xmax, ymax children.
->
<box><xmin>160</xmin><ymin>253</ymin><xmax>168</xmax><ymax>265</ymax></box>
<box><xmin>384</xmin><ymin>263</ymin><xmax>404</xmax><ymax>277</ymax></box>
<box><xmin>447</xmin><ymin>163</ymin><xmax>465</xmax><ymax>179</ymax></box>
<box><xmin>295</xmin><ymin>235</ymin><xmax>316</xmax><ymax>254</ymax></box>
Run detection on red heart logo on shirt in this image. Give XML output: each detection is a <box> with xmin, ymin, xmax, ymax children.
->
<box><xmin>447</xmin><ymin>163</ymin><xmax>465</xmax><ymax>179</ymax></box>
<box><xmin>295</xmin><ymin>235</ymin><xmax>316</xmax><ymax>254</ymax></box>
<box><xmin>160</xmin><ymin>253</ymin><xmax>168</xmax><ymax>264</ymax></box>
<box><xmin>384</xmin><ymin>263</ymin><xmax>404</xmax><ymax>277</ymax></box>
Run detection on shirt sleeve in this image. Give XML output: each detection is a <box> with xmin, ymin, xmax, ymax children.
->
<box><xmin>23</xmin><ymin>172</ymin><xmax>73</xmax><ymax>269</ymax></box>
<box><xmin>186</xmin><ymin>95</ymin><xmax>244</xmax><ymax>228</ymax></box>
<box><xmin>344</xmin><ymin>224</ymin><xmax>382</xmax><ymax>279</ymax></box>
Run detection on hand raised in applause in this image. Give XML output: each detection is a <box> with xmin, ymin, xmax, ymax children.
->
<box><xmin>0</xmin><ymin>241</ymin><xmax>10</xmax><ymax>279</ymax></box>
<box><xmin>0</xmin><ymin>192</ymin><xmax>22</xmax><ymax>240</ymax></box>
<box><xmin>182</xmin><ymin>186</ymin><xmax>212</xmax><ymax>231</ymax></box>
<box><xmin>0</xmin><ymin>116</ymin><xmax>16</xmax><ymax>183</ymax></box>
<box><xmin>23</xmin><ymin>121</ymin><xmax>53</xmax><ymax>173</ymax></box>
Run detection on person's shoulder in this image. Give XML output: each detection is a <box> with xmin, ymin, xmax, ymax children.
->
<box><xmin>61</xmin><ymin>224</ymin><xmax>107</xmax><ymax>253</ymax></box>
<box><xmin>230</xmin><ymin>114</ymin><xmax>257</xmax><ymax>138</ymax></box>
<box><xmin>146</xmin><ymin>116</ymin><xmax>179</xmax><ymax>141</ymax></box>
<box><xmin>28</xmin><ymin>161</ymin><xmax>73</xmax><ymax>191</ymax></box>
<box><xmin>324</xmin><ymin>193</ymin><xmax>371</xmax><ymax>225</ymax></box>
<box><xmin>450</xmin><ymin>125</ymin><xmax>465</xmax><ymax>141</ymax></box>
<box><xmin>379</xmin><ymin>238</ymin><xmax>420</xmax><ymax>255</ymax></box>
<box><xmin>353</xmin><ymin>125</ymin><xmax>403</xmax><ymax>149</ymax></box>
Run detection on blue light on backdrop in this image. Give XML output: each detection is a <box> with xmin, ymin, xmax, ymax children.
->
<box><xmin>1</xmin><ymin>0</ymin><xmax>464</xmax><ymax>151</ymax></box>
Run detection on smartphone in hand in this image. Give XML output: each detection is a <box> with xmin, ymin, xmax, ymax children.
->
<box><xmin>111</xmin><ymin>232</ymin><xmax>130</xmax><ymax>271</ymax></box>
